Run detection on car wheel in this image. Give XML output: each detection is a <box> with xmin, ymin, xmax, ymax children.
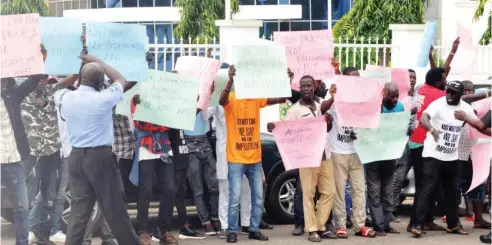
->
<box><xmin>60</xmin><ymin>190</ymin><xmax>102</xmax><ymax>234</ymax></box>
<box><xmin>265</xmin><ymin>169</ymin><xmax>297</xmax><ymax>224</ymax></box>
<box><xmin>1</xmin><ymin>208</ymin><xmax>14</xmax><ymax>224</ymax></box>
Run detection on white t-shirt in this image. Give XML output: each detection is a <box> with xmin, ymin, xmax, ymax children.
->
<box><xmin>422</xmin><ymin>97</ymin><xmax>477</xmax><ymax>161</ymax></box>
<box><xmin>327</xmin><ymin>105</ymin><xmax>356</xmax><ymax>154</ymax></box>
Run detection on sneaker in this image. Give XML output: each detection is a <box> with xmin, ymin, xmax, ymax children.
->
<box><xmin>259</xmin><ymin>220</ymin><xmax>274</xmax><ymax>230</ymax></box>
<box><xmin>480</xmin><ymin>232</ymin><xmax>492</xmax><ymax>244</ymax></box>
<box><xmin>226</xmin><ymin>232</ymin><xmax>237</xmax><ymax>243</ymax></box>
<box><xmin>49</xmin><ymin>231</ymin><xmax>66</xmax><ymax>243</ymax></box>
<box><xmin>29</xmin><ymin>232</ymin><xmax>38</xmax><ymax>244</ymax></box>
<box><xmin>178</xmin><ymin>226</ymin><xmax>205</xmax><ymax>240</ymax></box>
<box><xmin>204</xmin><ymin>223</ymin><xmax>217</xmax><ymax>236</ymax></box>
<box><xmin>139</xmin><ymin>233</ymin><xmax>152</xmax><ymax>245</ymax></box>
<box><xmin>211</xmin><ymin>220</ymin><xmax>221</xmax><ymax>231</ymax></box>
<box><xmin>152</xmin><ymin>236</ymin><xmax>160</xmax><ymax>242</ymax></box>
<box><xmin>218</xmin><ymin>230</ymin><xmax>227</xmax><ymax>239</ymax></box>
<box><xmin>240</xmin><ymin>226</ymin><xmax>249</xmax><ymax>235</ymax></box>
<box><xmin>160</xmin><ymin>231</ymin><xmax>179</xmax><ymax>245</ymax></box>
<box><xmin>248</xmin><ymin>231</ymin><xmax>268</xmax><ymax>241</ymax></box>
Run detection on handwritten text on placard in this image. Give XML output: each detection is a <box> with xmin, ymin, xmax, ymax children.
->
<box><xmin>133</xmin><ymin>70</ymin><xmax>199</xmax><ymax>130</ymax></box>
<box><xmin>1</xmin><ymin>14</ymin><xmax>45</xmax><ymax>78</ymax></box>
<box><xmin>232</xmin><ymin>44</ymin><xmax>291</xmax><ymax>99</ymax></box>
<box><xmin>87</xmin><ymin>22</ymin><xmax>149</xmax><ymax>82</ymax></box>
<box><xmin>273</xmin><ymin>116</ymin><xmax>327</xmax><ymax>170</ymax></box>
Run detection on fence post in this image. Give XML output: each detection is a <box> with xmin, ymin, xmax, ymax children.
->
<box><xmin>215</xmin><ymin>19</ymin><xmax>264</xmax><ymax>64</ymax></box>
<box><xmin>389</xmin><ymin>24</ymin><xmax>427</xmax><ymax>84</ymax></box>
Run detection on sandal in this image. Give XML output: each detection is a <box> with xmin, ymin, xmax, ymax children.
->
<box><xmin>355</xmin><ymin>227</ymin><xmax>376</xmax><ymax>238</ymax></box>
<box><xmin>335</xmin><ymin>229</ymin><xmax>348</xmax><ymax>239</ymax></box>
<box><xmin>424</xmin><ymin>222</ymin><xmax>446</xmax><ymax>231</ymax></box>
<box><xmin>375</xmin><ymin>231</ymin><xmax>386</xmax><ymax>236</ymax></box>
<box><xmin>308</xmin><ymin>232</ymin><xmax>321</xmax><ymax>242</ymax></box>
<box><xmin>385</xmin><ymin>227</ymin><xmax>400</xmax><ymax>234</ymax></box>
<box><xmin>474</xmin><ymin>221</ymin><xmax>492</xmax><ymax>229</ymax></box>
<box><xmin>318</xmin><ymin>230</ymin><xmax>337</xmax><ymax>239</ymax></box>
<box><xmin>411</xmin><ymin>226</ymin><xmax>423</xmax><ymax>237</ymax></box>
<box><xmin>447</xmin><ymin>226</ymin><xmax>469</xmax><ymax>235</ymax></box>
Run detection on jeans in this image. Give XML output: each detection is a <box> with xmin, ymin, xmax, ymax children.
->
<box><xmin>1</xmin><ymin>162</ymin><xmax>29</xmax><ymax>245</ymax></box>
<box><xmin>187</xmin><ymin>151</ymin><xmax>219</xmax><ymax>225</ymax></box>
<box><xmin>28</xmin><ymin>151</ymin><xmax>60</xmax><ymax>240</ymax></box>
<box><xmin>51</xmin><ymin>157</ymin><xmax>69</xmax><ymax>234</ymax></box>
<box><xmin>365</xmin><ymin>160</ymin><xmax>396</xmax><ymax>232</ymax></box>
<box><xmin>136</xmin><ymin>158</ymin><xmax>175</xmax><ymax>233</ymax></box>
<box><xmin>345</xmin><ymin>181</ymin><xmax>352</xmax><ymax>216</ymax></box>
<box><xmin>228</xmin><ymin>162</ymin><xmax>264</xmax><ymax>233</ymax></box>
<box><xmin>293</xmin><ymin>172</ymin><xmax>304</xmax><ymax>227</ymax></box>
<box><xmin>416</xmin><ymin>158</ymin><xmax>459</xmax><ymax>229</ymax></box>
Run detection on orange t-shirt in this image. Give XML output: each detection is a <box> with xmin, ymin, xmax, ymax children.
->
<box><xmin>223</xmin><ymin>92</ymin><xmax>267</xmax><ymax>164</ymax></box>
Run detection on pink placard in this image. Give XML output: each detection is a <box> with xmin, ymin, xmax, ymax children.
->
<box><xmin>1</xmin><ymin>14</ymin><xmax>45</xmax><ymax>78</ymax></box>
<box><xmin>391</xmin><ymin>68</ymin><xmax>411</xmax><ymax>96</ymax></box>
<box><xmin>175</xmin><ymin>56</ymin><xmax>221</xmax><ymax>109</ymax></box>
<box><xmin>273</xmin><ymin>116</ymin><xmax>327</xmax><ymax>170</ymax></box>
<box><xmin>274</xmin><ymin>30</ymin><xmax>334</xmax><ymax>90</ymax></box>
<box><xmin>470</xmin><ymin>98</ymin><xmax>492</xmax><ymax>139</ymax></box>
<box><xmin>466</xmin><ymin>143</ymin><xmax>492</xmax><ymax>194</ymax></box>
<box><xmin>401</xmin><ymin>95</ymin><xmax>413</xmax><ymax>111</ymax></box>
<box><xmin>457</xmin><ymin>22</ymin><xmax>474</xmax><ymax>50</ymax></box>
<box><xmin>334</xmin><ymin>75</ymin><xmax>384</xmax><ymax>128</ymax></box>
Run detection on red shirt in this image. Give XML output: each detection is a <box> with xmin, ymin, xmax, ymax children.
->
<box><xmin>131</xmin><ymin>96</ymin><xmax>169</xmax><ymax>154</ymax></box>
<box><xmin>409</xmin><ymin>84</ymin><xmax>446</xmax><ymax>144</ymax></box>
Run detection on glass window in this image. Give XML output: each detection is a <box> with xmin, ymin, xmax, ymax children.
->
<box><xmin>155</xmin><ymin>0</ymin><xmax>171</xmax><ymax>6</ymax></box>
<box><xmin>106</xmin><ymin>0</ymin><xmax>121</xmax><ymax>7</ymax></box>
<box><xmin>122</xmin><ymin>0</ymin><xmax>137</xmax><ymax>7</ymax></box>
<box><xmin>279</xmin><ymin>0</ymin><xmax>289</xmax><ymax>4</ymax></box>
<box><xmin>260</xmin><ymin>22</ymin><xmax>278</xmax><ymax>39</ymax></box>
<box><xmin>311</xmin><ymin>0</ymin><xmax>327</xmax><ymax>20</ymax></box>
<box><xmin>256</xmin><ymin>0</ymin><xmax>277</xmax><ymax>4</ymax></box>
<box><xmin>290</xmin><ymin>0</ymin><xmax>310</xmax><ymax>20</ymax></box>
<box><xmin>290</xmin><ymin>21</ymin><xmax>310</xmax><ymax>31</ymax></box>
<box><xmin>90</xmin><ymin>0</ymin><xmax>97</xmax><ymax>8</ymax></box>
<box><xmin>279</xmin><ymin>22</ymin><xmax>290</xmax><ymax>31</ymax></box>
<box><xmin>139</xmin><ymin>0</ymin><xmax>154</xmax><ymax>7</ymax></box>
<box><xmin>144</xmin><ymin>23</ymin><xmax>155</xmax><ymax>44</ymax></box>
<box><xmin>311</xmin><ymin>21</ymin><xmax>329</xmax><ymax>30</ymax></box>
<box><xmin>239</xmin><ymin>0</ymin><xmax>255</xmax><ymax>4</ymax></box>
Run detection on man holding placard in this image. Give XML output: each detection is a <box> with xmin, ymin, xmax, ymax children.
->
<box><xmin>219</xmin><ymin>65</ymin><xmax>287</xmax><ymax>243</ymax></box>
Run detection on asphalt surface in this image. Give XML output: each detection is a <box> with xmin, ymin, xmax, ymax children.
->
<box><xmin>1</xmin><ymin>213</ymin><xmax>488</xmax><ymax>245</ymax></box>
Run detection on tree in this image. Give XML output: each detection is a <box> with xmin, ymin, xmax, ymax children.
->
<box><xmin>1</xmin><ymin>0</ymin><xmax>49</xmax><ymax>16</ymax></box>
<box><xmin>473</xmin><ymin>0</ymin><xmax>491</xmax><ymax>44</ymax></box>
<box><xmin>174</xmin><ymin>0</ymin><xmax>239</xmax><ymax>43</ymax></box>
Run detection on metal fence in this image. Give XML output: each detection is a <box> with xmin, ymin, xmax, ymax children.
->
<box><xmin>148</xmin><ymin>36</ymin><xmax>492</xmax><ymax>76</ymax></box>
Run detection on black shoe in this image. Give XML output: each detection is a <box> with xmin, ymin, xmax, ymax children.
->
<box><xmin>227</xmin><ymin>233</ymin><xmax>237</xmax><ymax>243</ymax></box>
<box><xmin>212</xmin><ymin>220</ymin><xmax>221</xmax><ymax>232</ymax></box>
<box><xmin>204</xmin><ymin>223</ymin><xmax>217</xmax><ymax>236</ymax></box>
<box><xmin>241</xmin><ymin>226</ymin><xmax>249</xmax><ymax>234</ymax></box>
<box><xmin>480</xmin><ymin>232</ymin><xmax>491</xmax><ymax>244</ymax></box>
<box><xmin>308</xmin><ymin>232</ymin><xmax>321</xmax><ymax>242</ymax></box>
<box><xmin>179</xmin><ymin>225</ymin><xmax>205</xmax><ymax>240</ymax></box>
<box><xmin>248</xmin><ymin>231</ymin><xmax>268</xmax><ymax>241</ymax></box>
<box><xmin>259</xmin><ymin>220</ymin><xmax>274</xmax><ymax>230</ymax></box>
<box><xmin>365</xmin><ymin>218</ymin><xmax>373</xmax><ymax>227</ymax></box>
<box><xmin>292</xmin><ymin>226</ymin><xmax>304</xmax><ymax>236</ymax></box>
<box><xmin>346</xmin><ymin>216</ymin><xmax>353</xmax><ymax>229</ymax></box>
<box><xmin>36</xmin><ymin>240</ymin><xmax>56</xmax><ymax>245</ymax></box>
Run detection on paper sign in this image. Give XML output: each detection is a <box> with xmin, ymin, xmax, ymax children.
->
<box><xmin>470</xmin><ymin>98</ymin><xmax>492</xmax><ymax>139</ymax></box>
<box><xmin>133</xmin><ymin>70</ymin><xmax>199</xmax><ymax>130</ymax></box>
<box><xmin>174</xmin><ymin>56</ymin><xmax>221</xmax><ymax>109</ymax></box>
<box><xmin>416</xmin><ymin>22</ymin><xmax>437</xmax><ymax>68</ymax></box>
<box><xmin>354</xmin><ymin>112</ymin><xmax>411</xmax><ymax>164</ymax></box>
<box><xmin>40</xmin><ymin>17</ymin><xmax>83</xmax><ymax>75</ymax></box>
<box><xmin>1</xmin><ymin>14</ymin><xmax>45</xmax><ymax>78</ymax></box>
<box><xmin>273</xmin><ymin>116</ymin><xmax>327</xmax><ymax>170</ymax></box>
<box><xmin>391</xmin><ymin>68</ymin><xmax>411</xmax><ymax>96</ymax></box>
<box><xmin>86</xmin><ymin>22</ymin><xmax>149</xmax><ymax>82</ymax></box>
<box><xmin>208</xmin><ymin>69</ymin><xmax>229</xmax><ymax>107</ymax></box>
<box><xmin>231</xmin><ymin>44</ymin><xmax>292</xmax><ymax>99</ymax></box>
<box><xmin>115</xmin><ymin>83</ymin><xmax>141</xmax><ymax>116</ymax></box>
<box><xmin>466</xmin><ymin>143</ymin><xmax>492</xmax><ymax>194</ymax></box>
<box><xmin>457</xmin><ymin>22</ymin><xmax>474</xmax><ymax>50</ymax></box>
<box><xmin>273</xmin><ymin>30</ymin><xmax>334</xmax><ymax>90</ymax></box>
<box><xmin>334</xmin><ymin>75</ymin><xmax>384</xmax><ymax>128</ymax></box>
<box><xmin>401</xmin><ymin>95</ymin><xmax>413</xmax><ymax>111</ymax></box>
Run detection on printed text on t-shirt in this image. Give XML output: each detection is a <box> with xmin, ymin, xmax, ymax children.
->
<box><xmin>236</xmin><ymin>118</ymin><xmax>259</xmax><ymax>151</ymax></box>
<box><xmin>435</xmin><ymin>124</ymin><xmax>461</xmax><ymax>154</ymax></box>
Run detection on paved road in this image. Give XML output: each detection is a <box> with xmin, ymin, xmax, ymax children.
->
<box><xmin>1</xmin><ymin>215</ymin><xmax>487</xmax><ymax>245</ymax></box>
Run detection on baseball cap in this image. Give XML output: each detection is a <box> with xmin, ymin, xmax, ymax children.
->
<box><xmin>446</xmin><ymin>81</ymin><xmax>464</xmax><ymax>93</ymax></box>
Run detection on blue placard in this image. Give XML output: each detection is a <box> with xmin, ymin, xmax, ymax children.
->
<box><xmin>40</xmin><ymin>17</ymin><xmax>83</xmax><ymax>75</ymax></box>
<box><xmin>86</xmin><ymin>22</ymin><xmax>149</xmax><ymax>82</ymax></box>
<box><xmin>416</xmin><ymin>22</ymin><xmax>437</xmax><ymax>68</ymax></box>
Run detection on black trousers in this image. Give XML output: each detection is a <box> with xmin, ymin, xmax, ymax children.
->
<box><xmin>293</xmin><ymin>171</ymin><xmax>304</xmax><ymax>226</ymax></box>
<box><xmin>409</xmin><ymin>147</ymin><xmax>436</xmax><ymax>225</ymax></box>
<box><xmin>415</xmin><ymin>157</ymin><xmax>459</xmax><ymax>229</ymax></box>
<box><xmin>365</xmin><ymin>160</ymin><xmax>396</xmax><ymax>232</ymax></box>
<box><xmin>174</xmin><ymin>169</ymin><xmax>188</xmax><ymax>227</ymax></box>
<box><xmin>66</xmin><ymin>147</ymin><xmax>138</xmax><ymax>245</ymax></box>
<box><xmin>137</xmin><ymin>158</ymin><xmax>175</xmax><ymax>233</ymax></box>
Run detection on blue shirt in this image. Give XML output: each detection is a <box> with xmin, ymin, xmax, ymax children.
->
<box><xmin>382</xmin><ymin>101</ymin><xmax>404</xmax><ymax>113</ymax></box>
<box><xmin>54</xmin><ymin>84</ymin><xmax>124</xmax><ymax>148</ymax></box>
<box><xmin>184</xmin><ymin>111</ymin><xmax>210</xmax><ymax>136</ymax></box>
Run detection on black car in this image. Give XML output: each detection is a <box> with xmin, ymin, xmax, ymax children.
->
<box><xmin>1</xmin><ymin>132</ymin><xmax>297</xmax><ymax>232</ymax></box>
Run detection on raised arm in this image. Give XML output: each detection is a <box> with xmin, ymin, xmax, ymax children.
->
<box><xmin>80</xmin><ymin>55</ymin><xmax>128</xmax><ymax>89</ymax></box>
<box><xmin>428</xmin><ymin>46</ymin><xmax>437</xmax><ymax>69</ymax></box>
<box><xmin>455</xmin><ymin>110</ymin><xmax>491</xmax><ymax>136</ymax></box>
<box><xmin>320</xmin><ymin>84</ymin><xmax>336</xmax><ymax>114</ymax></box>
<box><xmin>461</xmin><ymin>89</ymin><xmax>491</xmax><ymax>104</ymax></box>
<box><xmin>219</xmin><ymin>65</ymin><xmax>235</xmax><ymax>106</ymax></box>
<box><xmin>443</xmin><ymin>37</ymin><xmax>460</xmax><ymax>77</ymax></box>
<box><xmin>14</xmin><ymin>74</ymin><xmax>46</xmax><ymax>102</ymax></box>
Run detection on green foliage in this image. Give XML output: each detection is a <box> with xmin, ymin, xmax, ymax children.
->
<box><xmin>479</xmin><ymin>12</ymin><xmax>491</xmax><ymax>44</ymax></box>
<box><xmin>333</xmin><ymin>0</ymin><xmax>429</xmax><ymax>68</ymax></box>
<box><xmin>174</xmin><ymin>0</ymin><xmax>239</xmax><ymax>43</ymax></box>
<box><xmin>1</xmin><ymin>0</ymin><xmax>49</xmax><ymax>16</ymax></box>
<box><xmin>473</xmin><ymin>0</ymin><xmax>488</xmax><ymax>21</ymax></box>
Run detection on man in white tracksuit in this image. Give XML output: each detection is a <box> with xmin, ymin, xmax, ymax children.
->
<box><xmin>208</xmin><ymin>105</ymin><xmax>251</xmax><ymax>238</ymax></box>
